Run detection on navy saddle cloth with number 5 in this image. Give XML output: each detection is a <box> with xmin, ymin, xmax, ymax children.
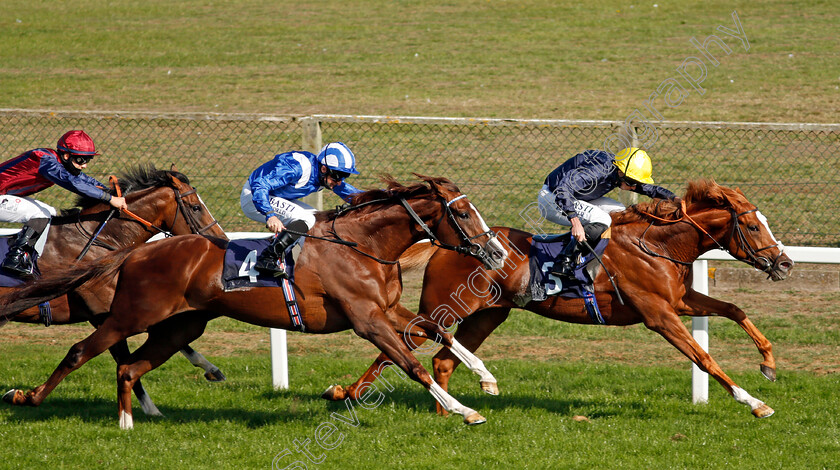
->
<box><xmin>528</xmin><ymin>234</ymin><xmax>609</xmax><ymax>302</ymax></box>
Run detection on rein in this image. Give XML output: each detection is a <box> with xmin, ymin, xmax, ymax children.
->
<box><xmin>311</xmin><ymin>192</ymin><xmax>493</xmax><ymax>265</ymax></box>
<box><xmin>635</xmin><ymin>199</ymin><xmax>783</xmax><ymax>274</ymax></box>
<box><xmin>74</xmin><ymin>175</ymin><xmax>220</xmax><ymax>259</ymax></box>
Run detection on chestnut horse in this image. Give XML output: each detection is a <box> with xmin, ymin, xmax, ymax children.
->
<box><xmin>324</xmin><ymin>179</ymin><xmax>793</xmax><ymax>418</ymax></box>
<box><xmin>1</xmin><ymin>176</ymin><xmax>509</xmax><ymax>429</ymax></box>
<box><xmin>1</xmin><ymin>164</ymin><xmax>228</xmax><ymax>415</ymax></box>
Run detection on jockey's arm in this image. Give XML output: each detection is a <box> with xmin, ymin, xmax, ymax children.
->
<box><xmin>569</xmin><ymin>216</ymin><xmax>586</xmax><ymax>242</ymax></box>
<box><xmin>333</xmin><ymin>180</ymin><xmax>363</xmax><ymax>203</ymax></box>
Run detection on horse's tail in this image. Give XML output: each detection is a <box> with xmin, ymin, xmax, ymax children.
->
<box><xmin>399</xmin><ymin>240</ymin><xmax>439</xmax><ymax>274</ymax></box>
<box><xmin>0</xmin><ymin>249</ymin><xmax>133</xmax><ymax>321</ymax></box>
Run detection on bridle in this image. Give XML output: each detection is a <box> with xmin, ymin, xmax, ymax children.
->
<box><xmin>171</xmin><ymin>186</ymin><xmax>221</xmax><ymax>236</ymax></box>
<box><xmin>322</xmin><ymin>192</ymin><xmax>496</xmax><ymax>265</ymax></box>
<box><xmin>400</xmin><ymin>194</ymin><xmax>496</xmax><ymax>261</ymax></box>
<box><xmin>637</xmin><ymin>200</ymin><xmax>784</xmax><ymax>276</ymax></box>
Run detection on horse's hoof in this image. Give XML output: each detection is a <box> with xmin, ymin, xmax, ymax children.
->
<box><xmin>204</xmin><ymin>367</ymin><xmax>227</xmax><ymax>382</ymax></box>
<box><xmin>463</xmin><ymin>412</ymin><xmax>487</xmax><ymax>425</ymax></box>
<box><xmin>760</xmin><ymin>364</ymin><xmax>777</xmax><ymax>382</ymax></box>
<box><xmin>480</xmin><ymin>380</ymin><xmax>499</xmax><ymax>396</ymax></box>
<box><xmin>321</xmin><ymin>384</ymin><xmax>347</xmax><ymax>401</ymax></box>
<box><xmin>752</xmin><ymin>404</ymin><xmax>775</xmax><ymax>418</ymax></box>
<box><xmin>2</xmin><ymin>389</ymin><xmax>25</xmax><ymax>406</ymax></box>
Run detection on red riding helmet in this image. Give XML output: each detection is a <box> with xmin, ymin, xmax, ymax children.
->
<box><xmin>56</xmin><ymin>130</ymin><xmax>99</xmax><ymax>157</ymax></box>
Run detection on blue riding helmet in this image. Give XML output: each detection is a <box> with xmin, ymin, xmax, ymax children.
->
<box><xmin>317</xmin><ymin>142</ymin><xmax>360</xmax><ymax>176</ymax></box>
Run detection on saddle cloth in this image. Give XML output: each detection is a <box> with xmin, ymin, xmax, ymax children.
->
<box><xmin>528</xmin><ymin>233</ymin><xmax>609</xmax><ymax>301</ymax></box>
<box><xmin>222</xmin><ymin>237</ymin><xmax>305</xmax><ymax>331</ymax></box>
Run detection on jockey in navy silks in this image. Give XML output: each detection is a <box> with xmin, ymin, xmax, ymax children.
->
<box><xmin>240</xmin><ymin>141</ymin><xmax>362</xmax><ymax>277</ymax></box>
<box><xmin>537</xmin><ymin>148</ymin><xmax>677</xmax><ymax>279</ymax></box>
<box><xmin>0</xmin><ymin>130</ymin><xmax>128</xmax><ymax>277</ymax></box>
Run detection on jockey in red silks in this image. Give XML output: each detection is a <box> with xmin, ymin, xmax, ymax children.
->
<box><xmin>0</xmin><ymin>130</ymin><xmax>128</xmax><ymax>277</ymax></box>
<box><xmin>240</xmin><ymin>141</ymin><xmax>362</xmax><ymax>278</ymax></box>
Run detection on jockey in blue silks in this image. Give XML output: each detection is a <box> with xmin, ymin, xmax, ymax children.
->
<box><xmin>240</xmin><ymin>141</ymin><xmax>362</xmax><ymax>277</ymax></box>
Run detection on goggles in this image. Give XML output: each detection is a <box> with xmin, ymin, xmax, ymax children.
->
<box><xmin>70</xmin><ymin>155</ymin><xmax>94</xmax><ymax>165</ymax></box>
<box><xmin>326</xmin><ymin>169</ymin><xmax>350</xmax><ymax>181</ymax></box>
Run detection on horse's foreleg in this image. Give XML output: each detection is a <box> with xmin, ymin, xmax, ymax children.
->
<box><xmin>645</xmin><ymin>307</ymin><xmax>774</xmax><ymax>418</ymax></box>
<box><xmin>323</xmin><ymin>304</ymin><xmax>424</xmax><ymax>402</ymax></box>
<box><xmin>431</xmin><ymin>307</ymin><xmax>510</xmax><ymax>414</ymax></box>
<box><xmin>350</xmin><ymin>311</ymin><xmax>486</xmax><ymax>425</ymax></box>
<box><xmin>322</xmin><ymin>350</ymin><xmax>408</xmax><ymax>402</ymax></box>
<box><xmin>679</xmin><ymin>289</ymin><xmax>776</xmax><ymax>381</ymax></box>
<box><xmin>179</xmin><ymin>344</ymin><xmax>226</xmax><ymax>382</ymax></box>
<box><xmin>408</xmin><ymin>315</ymin><xmax>498</xmax><ymax>396</ymax></box>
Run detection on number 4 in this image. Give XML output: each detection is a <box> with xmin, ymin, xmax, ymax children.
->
<box><xmin>239</xmin><ymin>250</ymin><xmax>259</xmax><ymax>282</ymax></box>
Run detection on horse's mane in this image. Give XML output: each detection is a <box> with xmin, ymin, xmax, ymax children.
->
<box><xmin>318</xmin><ymin>174</ymin><xmax>460</xmax><ymax>221</ymax></box>
<box><xmin>57</xmin><ymin>164</ymin><xmax>189</xmax><ymax>217</ymax></box>
<box><xmin>613</xmin><ymin>178</ymin><xmax>736</xmax><ymax>225</ymax></box>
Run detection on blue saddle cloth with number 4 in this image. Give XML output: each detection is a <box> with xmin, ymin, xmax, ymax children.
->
<box><xmin>528</xmin><ymin>233</ymin><xmax>609</xmax><ymax>301</ymax></box>
<box><xmin>222</xmin><ymin>237</ymin><xmax>306</xmax><ymax>331</ymax></box>
<box><xmin>222</xmin><ymin>238</ymin><xmax>296</xmax><ymax>290</ymax></box>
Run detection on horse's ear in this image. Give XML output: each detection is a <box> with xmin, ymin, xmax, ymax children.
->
<box><xmin>170</xmin><ymin>164</ymin><xmax>179</xmax><ymax>172</ymax></box>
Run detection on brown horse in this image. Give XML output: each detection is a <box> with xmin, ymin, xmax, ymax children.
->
<box><xmin>1</xmin><ymin>176</ymin><xmax>509</xmax><ymax>429</ymax></box>
<box><xmin>1</xmin><ymin>164</ymin><xmax>228</xmax><ymax>415</ymax></box>
<box><xmin>324</xmin><ymin>179</ymin><xmax>793</xmax><ymax>418</ymax></box>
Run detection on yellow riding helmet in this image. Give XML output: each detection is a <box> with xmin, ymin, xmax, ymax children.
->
<box><xmin>613</xmin><ymin>148</ymin><xmax>654</xmax><ymax>185</ymax></box>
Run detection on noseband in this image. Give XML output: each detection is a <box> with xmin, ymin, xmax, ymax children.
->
<box><xmin>723</xmin><ymin>208</ymin><xmax>784</xmax><ymax>275</ymax></box>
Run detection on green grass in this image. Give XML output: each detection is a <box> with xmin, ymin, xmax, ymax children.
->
<box><xmin>2</xmin><ymin>347</ymin><xmax>839</xmax><ymax>470</ymax></box>
<box><xmin>0</xmin><ymin>0</ymin><xmax>837</xmax><ymax>123</ymax></box>
<box><xmin>2</xmin><ymin>287</ymin><xmax>839</xmax><ymax>469</ymax></box>
<box><xmin>0</xmin><ymin>1</ymin><xmax>838</xmax><ymax>468</ymax></box>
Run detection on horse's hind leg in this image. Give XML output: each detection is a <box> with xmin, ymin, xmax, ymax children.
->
<box><xmin>678</xmin><ymin>288</ymin><xmax>776</xmax><ymax>381</ymax></box>
<box><xmin>117</xmin><ymin>313</ymin><xmax>210</xmax><ymax>430</ymax></box>
<box><xmin>179</xmin><ymin>345</ymin><xmax>226</xmax><ymax>382</ymax></box>
<box><xmin>644</xmin><ymin>303</ymin><xmax>774</xmax><ymax>418</ymax></box>
<box><xmin>107</xmin><ymin>339</ymin><xmax>163</xmax><ymax>417</ymax></box>
<box><xmin>3</xmin><ymin>317</ymin><xmax>134</xmax><ymax>408</ymax></box>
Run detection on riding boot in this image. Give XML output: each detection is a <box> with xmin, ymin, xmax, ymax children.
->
<box><xmin>550</xmin><ymin>237</ymin><xmax>579</xmax><ymax>279</ymax></box>
<box><xmin>1</xmin><ymin>218</ymin><xmax>49</xmax><ymax>278</ymax></box>
<box><xmin>254</xmin><ymin>220</ymin><xmax>308</xmax><ymax>278</ymax></box>
<box><xmin>549</xmin><ymin>222</ymin><xmax>609</xmax><ymax>280</ymax></box>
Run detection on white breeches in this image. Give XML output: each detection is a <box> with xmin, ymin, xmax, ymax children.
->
<box><xmin>0</xmin><ymin>195</ymin><xmax>56</xmax><ymax>255</ymax></box>
<box><xmin>240</xmin><ymin>183</ymin><xmax>317</xmax><ymax>230</ymax></box>
<box><xmin>537</xmin><ymin>184</ymin><xmax>623</xmax><ymax>227</ymax></box>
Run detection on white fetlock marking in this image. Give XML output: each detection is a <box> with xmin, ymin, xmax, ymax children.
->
<box><xmin>450</xmin><ymin>340</ymin><xmax>497</xmax><ymax>385</ymax></box>
<box><xmin>429</xmin><ymin>382</ymin><xmax>477</xmax><ymax>419</ymax></box>
<box><xmin>731</xmin><ymin>386</ymin><xmax>765</xmax><ymax>411</ymax></box>
<box><xmin>119</xmin><ymin>410</ymin><xmax>134</xmax><ymax>430</ymax></box>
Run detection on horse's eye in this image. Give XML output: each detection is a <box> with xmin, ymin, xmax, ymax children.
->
<box><xmin>748</xmin><ymin>225</ymin><xmax>759</xmax><ymax>232</ymax></box>
<box><xmin>458</xmin><ymin>212</ymin><xmax>470</xmax><ymax>220</ymax></box>
<box><xmin>192</xmin><ymin>205</ymin><xmax>202</xmax><ymax>212</ymax></box>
